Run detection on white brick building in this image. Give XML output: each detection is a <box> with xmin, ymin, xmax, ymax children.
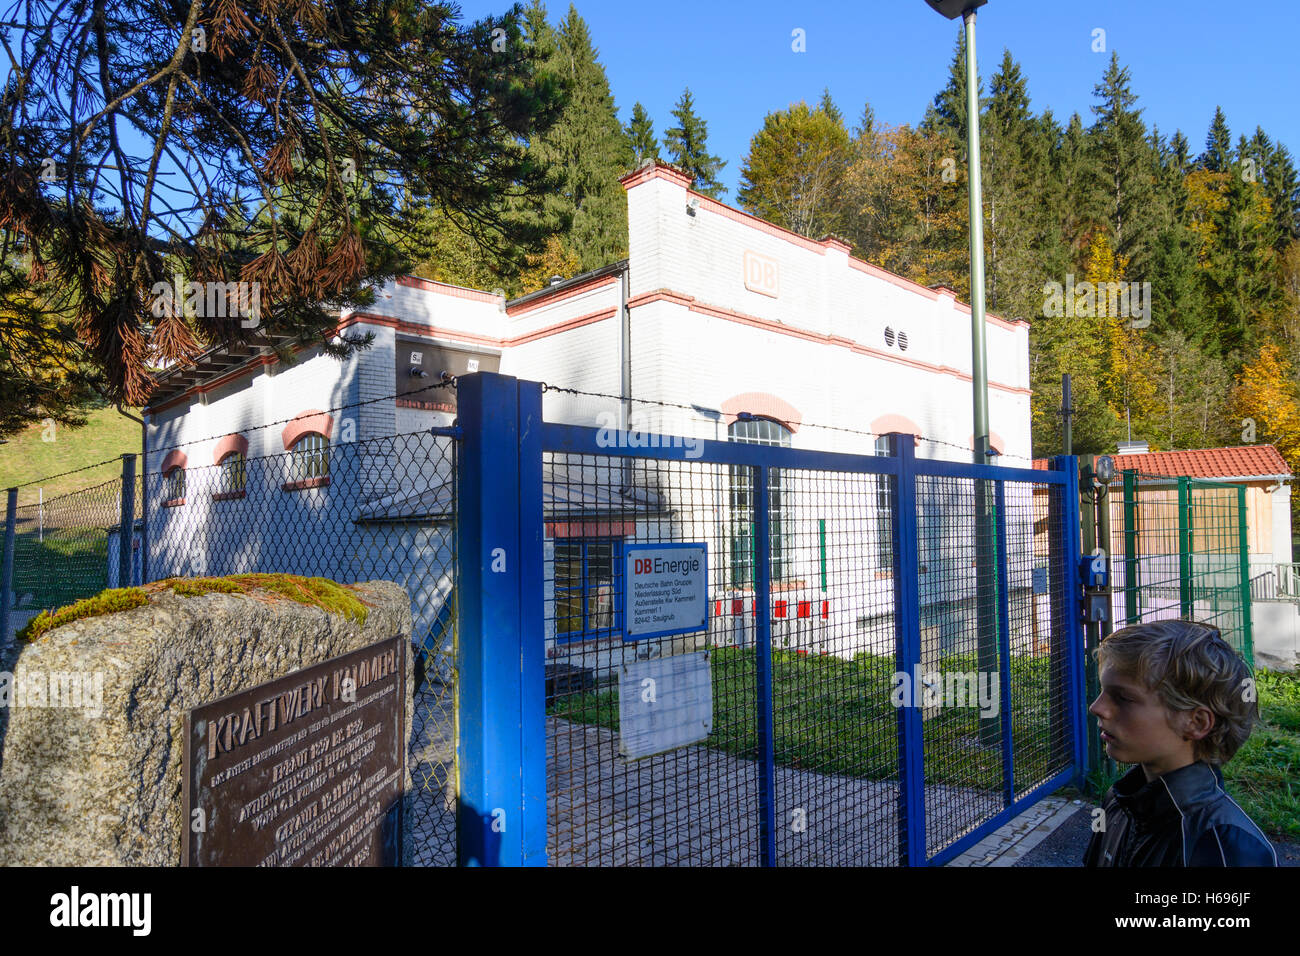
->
<box><xmin>142</xmin><ymin>161</ymin><xmax>1035</xmax><ymax>670</ymax></box>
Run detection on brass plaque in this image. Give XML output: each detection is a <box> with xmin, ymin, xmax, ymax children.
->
<box><xmin>183</xmin><ymin>636</ymin><xmax>406</xmax><ymax>866</ymax></box>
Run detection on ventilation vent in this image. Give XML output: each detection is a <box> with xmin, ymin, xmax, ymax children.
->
<box><xmin>884</xmin><ymin>326</ymin><xmax>895</xmax><ymax>348</ymax></box>
<box><xmin>898</xmin><ymin>330</ymin><xmax>909</xmax><ymax>351</ymax></box>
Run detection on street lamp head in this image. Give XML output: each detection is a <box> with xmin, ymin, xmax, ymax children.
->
<box><xmin>924</xmin><ymin>0</ymin><xmax>986</xmax><ymax>19</ymax></box>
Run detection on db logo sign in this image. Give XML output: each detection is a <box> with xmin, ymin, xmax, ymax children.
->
<box><xmin>633</xmin><ymin>558</ymin><xmax>654</xmax><ymax>574</ymax></box>
<box><xmin>744</xmin><ymin>250</ymin><xmax>779</xmax><ymax>299</ymax></box>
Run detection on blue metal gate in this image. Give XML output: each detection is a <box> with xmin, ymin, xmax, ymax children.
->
<box><xmin>456</xmin><ymin>373</ymin><xmax>1086</xmax><ymax>866</ymax></box>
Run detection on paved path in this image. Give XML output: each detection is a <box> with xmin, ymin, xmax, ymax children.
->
<box><xmin>408</xmin><ymin>699</ymin><xmax>1067</xmax><ymax>867</ymax></box>
<box><xmin>547</xmin><ymin>717</ymin><xmax>1006</xmax><ymax>866</ymax></box>
<box><xmin>944</xmin><ymin>795</ymin><xmax>1081</xmax><ymax>866</ymax></box>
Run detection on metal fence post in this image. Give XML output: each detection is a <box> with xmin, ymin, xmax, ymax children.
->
<box><xmin>456</xmin><ymin>372</ymin><xmax>546</xmax><ymax>866</ymax></box>
<box><xmin>752</xmin><ymin>465</ymin><xmax>776</xmax><ymax>867</ymax></box>
<box><xmin>1122</xmin><ymin>470</ymin><xmax>1139</xmax><ymax>623</ymax></box>
<box><xmin>1237</xmin><ymin>484</ymin><xmax>1254</xmax><ymax>669</ymax></box>
<box><xmin>889</xmin><ymin>434</ymin><xmax>925</xmax><ymax>865</ymax></box>
<box><xmin>1</xmin><ymin>487</ymin><xmax>17</xmax><ymax>643</ymax></box>
<box><xmin>1075</xmin><ymin>456</ymin><xmax>1101</xmax><ymax>778</ymax></box>
<box><xmin>1050</xmin><ymin>456</ymin><xmax>1087</xmax><ymax>788</ymax></box>
<box><xmin>993</xmin><ymin>480</ymin><xmax>1014</xmax><ymax>807</ymax></box>
<box><xmin>119</xmin><ymin>454</ymin><xmax>136</xmax><ymax>588</ymax></box>
<box><xmin>1178</xmin><ymin>477</ymin><xmax>1193</xmax><ymax>617</ymax></box>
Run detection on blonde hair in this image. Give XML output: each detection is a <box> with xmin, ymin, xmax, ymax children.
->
<box><xmin>1095</xmin><ymin>619</ymin><xmax>1258</xmax><ymax>764</ymax></box>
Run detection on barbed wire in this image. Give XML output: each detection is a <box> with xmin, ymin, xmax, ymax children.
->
<box><xmin>12</xmin><ymin>454</ymin><xmax>124</xmax><ymax>490</ymax></box>
<box><xmin>538</xmin><ymin>382</ymin><xmax>1038</xmax><ymax>465</ymax></box>
<box><xmin>144</xmin><ymin>378</ymin><xmax>457</xmax><ymax>457</ymax></box>
<box><xmin>16</xmin><ymin>374</ymin><xmax>1047</xmax><ymax>495</ymax></box>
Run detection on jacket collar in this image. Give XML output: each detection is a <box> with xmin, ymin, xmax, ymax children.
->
<box><xmin>1112</xmin><ymin>760</ymin><xmax>1223</xmax><ymax>824</ymax></box>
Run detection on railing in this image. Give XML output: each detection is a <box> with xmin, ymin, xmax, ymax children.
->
<box><xmin>1248</xmin><ymin>562</ymin><xmax>1300</xmax><ymax>600</ymax></box>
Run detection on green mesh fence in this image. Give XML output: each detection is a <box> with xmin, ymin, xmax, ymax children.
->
<box><xmin>1108</xmin><ymin>470</ymin><xmax>1253</xmax><ymax>667</ymax></box>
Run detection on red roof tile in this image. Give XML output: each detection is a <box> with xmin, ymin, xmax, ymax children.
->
<box><xmin>1031</xmin><ymin>445</ymin><xmax>1291</xmax><ymax>480</ymax></box>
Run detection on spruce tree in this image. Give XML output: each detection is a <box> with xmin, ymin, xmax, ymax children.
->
<box><xmin>1087</xmin><ymin>52</ymin><xmax>1158</xmax><ymax>279</ymax></box>
<box><xmin>523</xmin><ymin>3</ymin><xmax>633</xmax><ymax>271</ymax></box>
<box><xmin>1201</xmin><ymin>107</ymin><xmax>1234</xmax><ymax>172</ymax></box>
<box><xmin>625</xmin><ymin>102</ymin><xmax>660</xmax><ymax>165</ymax></box>
<box><xmin>664</xmin><ymin>87</ymin><xmax>727</xmax><ymax>199</ymax></box>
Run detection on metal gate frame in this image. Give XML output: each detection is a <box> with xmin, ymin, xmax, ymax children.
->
<box><xmin>455</xmin><ymin>372</ymin><xmax>1086</xmax><ymax>866</ymax></box>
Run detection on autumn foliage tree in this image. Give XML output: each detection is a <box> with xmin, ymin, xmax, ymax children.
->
<box><xmin>0</xmin><ymin>0</ymin><xmax>565</xmax><ymax>423</ymax></box>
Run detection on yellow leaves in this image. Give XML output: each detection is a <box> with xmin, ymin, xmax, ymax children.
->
<box><xmin>517</xmin><ymin>235</ymin><xmax>581</xmax><ymax>295</ymax></box>
<box><xmin>1233</xmin><ymin>342</ymin><xmax>1300</xmax><ymax>466</ymax></box>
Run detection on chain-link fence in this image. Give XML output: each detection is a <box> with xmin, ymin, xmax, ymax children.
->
<box><xmin>1</xmin><ymin>428</ymin><xmax>460</xmax><ymax>866</ymax></box>
<box><xmin>1108</xmin><ymin>470</ymin><xmax>1253</xmax><ymax>666</ymax></box>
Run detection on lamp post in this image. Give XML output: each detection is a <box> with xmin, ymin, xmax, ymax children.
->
<box><xmin>925</xmin><ymin>0</ymin><xmax>998</xmax><ymax>747</ymax></box>
<box><xmin>924</xmin><ymin>0</ymin><xmax>990</xmax><ymax>464</ymax></box>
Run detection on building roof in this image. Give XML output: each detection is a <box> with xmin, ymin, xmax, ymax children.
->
<box><xmin>355</xmin><ymin>470</ymin><xmax>666</xmax><ymax>524</ymax></box>
<box><xmin>1032</xmin><ymin>445</ymin><xmax>1292</xmax><ymax>481</ymax></box>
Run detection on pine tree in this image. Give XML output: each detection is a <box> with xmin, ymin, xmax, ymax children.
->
<box><xmin>982</xmin><ymin>49</ymin><xmax>1054</xmax><ymax>319</ymax></box>
<box><xmin>922</xmin><ymin>27</ymin><xmax>979</xmax><ymax>155</ymax></box>
<box><xmin>1087</xmin><ymin>52</ymin><xmax>1158</xmax><ymax>279</ymax></box>
<box><xmin>1264</xmin><ymin>139</ymin><xmax>1300</xmax><ymax>247</ymax></box>
<box><xmin>521</xmin><ymin>3</ymin><xmax>633</xmax><ymax>272</ymax></box>
<box><xmin>819</xmin><ymin>88</ymin><xmax>844</xmax><ymax>127</ymax></box>
<box><xmin>664</xmin><ymin>87</ymin><xmax>727</xmax><ymax>199</ymax></box>
<box><xmin>625</xmin><ymin>102</ymin><xmax>660</xmax><ymax>165</ymax></box>
<box><xmin>1201</xmin><ymin>107</ymin><xmax>1234</xmax><ymax>172</ymax></box>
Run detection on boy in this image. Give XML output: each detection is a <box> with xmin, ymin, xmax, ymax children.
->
<box><xmin>1083</xmin><ymin>619</ymin><xmax>1276</xmax><ymax>866</ymax></box>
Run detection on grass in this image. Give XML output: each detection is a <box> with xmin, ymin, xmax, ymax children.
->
<box><xmin>12</xmin><ymin>531</ymin><xmax>110</xmax><ymax>611</ymax></box>
<box><xmin>1224</xmin><ymin>670</ymin><xmax>1300</xmax><ymax>843</ymax></box>
<box><xmin>0</xmin><ymin>404</ymin><xmax>141</xmax><ymax>504</ymax></box>
<box><xmin>549</xmin><ymin>646</ymin><xmax>1064</xmax><ymax>792</ymax></box>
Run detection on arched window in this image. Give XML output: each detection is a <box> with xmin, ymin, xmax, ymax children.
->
<box><xmin>289</xmin><ymin>432</ymin><xmax>330</xmax><ymax>482</ymax></box>
<box><xmin>218</xmin><ymin>450</ymin><xmax>246</xmax><ymax>494</ymax></box>
<box><xmin>164</xmin><ymin>466</ymin><xmax>185</xmax><ymax>504</ymax></box>
<box><xmin>728</xmin><ymin>417</ymin><xmax>792</xmax><ymax>586</ymax></box>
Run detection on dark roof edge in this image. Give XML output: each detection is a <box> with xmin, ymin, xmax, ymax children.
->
<box><xmin>505</xmin><ymin>259</ymin><xmax>628</xmax><ymax>310</ymax></box>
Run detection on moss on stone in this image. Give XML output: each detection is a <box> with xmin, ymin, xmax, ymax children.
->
<box><xmin>17</xmin><ymin>588</ymin><xmax>150</xmax><ymax>643</ymax></box>
<box><xmin>18</xmin><ymin>573</ymin><xmax>372</xmax><ymax>643</ymax></box>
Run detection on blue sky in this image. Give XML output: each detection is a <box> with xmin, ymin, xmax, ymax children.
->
<box><xmin>457</xmin><ymin>0</ymin><xmax>1300</xmax><ymax>199</ymax></box>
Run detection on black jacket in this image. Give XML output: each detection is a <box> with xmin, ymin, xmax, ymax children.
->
<box><xmin>1083</xmin><ymin>761</ymin><xmax>1277</xmax><ymax>867</ymax></box>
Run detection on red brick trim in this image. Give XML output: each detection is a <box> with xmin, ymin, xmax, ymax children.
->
<box><xmin>162</xmin><ymin>497</ymin><xmax>185</xmax><ymax>508</ymax></box>
<box><xmin>720</xmin><ymin>393</ymin><xmax>803</xmax><ymax>433</ymax></box>
<box><xmin>212</xmin><ymin>490</ymin><xmax>247</xmax><ymax>502</ymax></box>
<box><xmin>160</xmin><ymin>449</ymin><xmax>188</xmax><ymax>473</ymax></box>
<box><xmin>213</xmin><ymin>433</ymin><xmax>249</xmax><ymax>464</ymax></box>
<box><xmin>395</xmin><ymin>275</ymin><xmax>502</xmax><ymax>303</ymax></box>
<box><xmin>281</xmin><ymin>476</ymin><xmax>330</xmax><ymax>492</ymax></box>
<box><xmin>282</xmin><ymin>411</ymin><xmax>334</xmax><ymax>451</ymax></box>
<box><xmin>619</xmin><ymin>160</ymin><xmax>693</xmax><ymax>190</ymax></box>
<box><xmin>633</xmin><ymin>289</ymin><xmax>1032</xmax><ymax>397</ymax></box>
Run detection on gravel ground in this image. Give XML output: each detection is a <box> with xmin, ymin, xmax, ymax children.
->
<box><xmin>1015</xmin><ymin>807</ymin><xmax>1300</xmax><ymax>867</ymax></box>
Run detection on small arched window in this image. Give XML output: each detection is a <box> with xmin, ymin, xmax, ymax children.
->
<box><xmin>290</xmin><ymin>432</ymin><xmax>330</xmax><ymax>482</ymax></box>
<box><xmin>727</xmin><ymin>417</ymin><xmax>793</xmax><ymax>585</ymax></box>
<box><xmin>219</xmin><ymin>450</ymin><xmax>246</xmax><ymax>494</ymax></box>
<box><xmin>164</xmin><ymin>466</ymin><xmax>185</xmax><ymax>504</ymax></box>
